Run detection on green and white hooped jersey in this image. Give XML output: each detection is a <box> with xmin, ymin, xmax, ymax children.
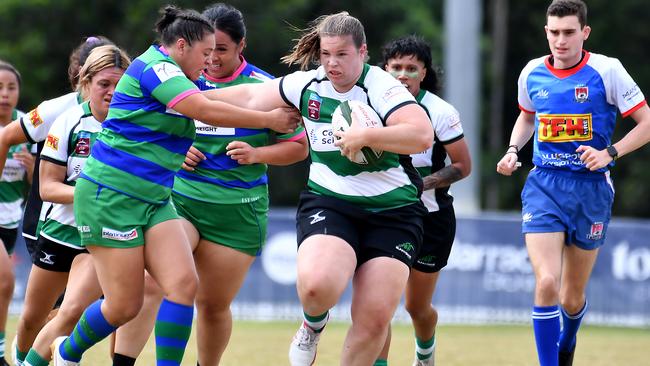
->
<box><xmin>20</xmin><ymin>92</ymin><xmax>82</xmax><ymax>144</ymax></box>
<box><xmin>0</xmin><ymin>109</ymin><xmax>29</xmax><ymax>229</ymax></box>
<box><xmin>411</xmin><ymin>90</ymin><xmax>464</xmax><ymax>212</ymax></box>
<box><xmin>39</xmin><ymin>102</ymin><xmax>100</xmax><ymax>249</ymax></box>
<box><xmin>81</xmin><ymin>45</ymin><xmax>199</xmax><ymax>204</ymax></box>
<box><xmin>279</xmin><ymin>63</ymin><xmax>420</xmax><ymax>211</ymax></box>
<box><xmin>174</xmin><ymin>58</ymin><xmax>305</xmax><ymax>204</ymax></box>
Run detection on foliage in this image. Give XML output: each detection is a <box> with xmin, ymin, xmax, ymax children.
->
<box><xmin>2</xmin><ymin>0</ymin><xmax>648</xmax><ymax>215</ymax></box>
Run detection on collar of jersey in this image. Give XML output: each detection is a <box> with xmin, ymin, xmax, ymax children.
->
<box><xmin>544</xmin><ymin>50</ymin><xmax>590</xmax><ymax>79</ymax></box>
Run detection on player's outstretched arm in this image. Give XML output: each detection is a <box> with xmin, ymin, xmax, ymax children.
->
<box><xmin>497</xmin><ymin>111</ymin><xmax>535</xmax><ymax>176</ymax></box>
<box><xmin>173</xmin><ymin>82</ymin><xmax>300</xmax><ymax>134</ymax></box>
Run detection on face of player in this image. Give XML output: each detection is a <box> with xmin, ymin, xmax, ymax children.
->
<box><xmin>0</xmin><ymin>70</ymin><xmax>19</xmax><ymax>123</ymax></box>
<box><xmin>385</xmin><ymin>54</ymin><xmax>426</xmax><ymax>97</ymax></box>
<box><xmin>320</xmin><ymin>35</ymin><xmax>367</xmax><ymax>93</ymax></box>
<box><xmin>545</xmin><ymin>15</ymin><xmax>591</xmax><ymax>69</ymax></box>
<box><xmin>177</xmin><ymin>33</ymin><xmax>216</xmax><ymax>81</ymax></box>
<box><xmin>206</xmin><ymin>29</ymin><xmax>245</xmax><ymax>79</ymax></box>
<box><xmin>87</xmin><ymin>67</ymin><xmax>124</xmax><ymax>121</ymax></box>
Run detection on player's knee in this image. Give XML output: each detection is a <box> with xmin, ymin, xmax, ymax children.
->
<box><xmin>297</xmin><ymin>277</ymin><xmax>332</xmax><ymax>304</ymax></box>
<box><xmin>404</xmin><ymin>299</ymin><xmax>434</xmax><ymax>321</ymax></box>
<box><xmin>163</xmin><ymin>271</ymin><xmax>198</xmax><ymax>304</ymax></box>
<box><xmin>58</xmin><ymin>300</ymin><xmax>92</xmax><ymax>324</ymax></box>
<box><xmin>354</xmin><ymin>312</ymin><xmax>391</xmax><ymax>339</ymax></box>
<box><xmin>143</xmin><ymin>275</ymin><xmax>164</xmax><ymax>301</ymax></box>
<box><xmin>560</xmin><ymin>294</ymin><xmax>585</xmax><ymax>314</ymax></box>
<box><xmin>536</xmin><ymin>274</ymin><xmax>560</xmax><ymax>299</ymax></box>
<box><xmin>0</xmin><ymin>269</ymin><xmax>14</xmax><ymax>297</ymax></box>
<box><xmin>103</xmin><ymin>298</ymin><xmax>144</xmax><ymax>326</ymax></box>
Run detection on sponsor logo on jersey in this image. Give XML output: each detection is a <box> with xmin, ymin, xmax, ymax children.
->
<box><xmin>74</xmin><ymin>131</ymin><xmax>92</xmax><ymax>156</ymax></box>
<box><xmin>28</xmin><ymin>108</ymin><xmax>44</xmax><ymax>127</ymax></box>
<box><xmin>522</xmin><ymin>212</ymin><xmax>533</xmax><ymax>223</ymax></box>
<box><xmin>395</xmin><ymin>242</ymin><xmax>415</xmax><ymax>260</ymax></box>
<box><xmin>153</xmin><ymin>62</ymin><xmax>185</xmax><ymax>83</ymax></box>
<box><xmin>101</xmin><ymin>227</ymin><xmax>138</xmax><ymax>241</ymax></box>
<box><xmin>382</xmin><ymin>85</ymin><xmax>411</xmax><ymax>103</ymax></box>
<box><xmin>622</xmin><ymin>84</ymin><xmax>641</xmax><ymax>103</ymax></box>
<box><xmin>536</xmin><ymin>88</ymin><xmax>549</xmax><ymax>99</ymax></box>
<box><xmin>45</xmin><ymin>134</ymin><xmax>59</xmax><ymax>150</ymax></box>
<box><xmin>588</xmin><ymin>222</ymin><xmax>604</xmax><ymax>240</ymax></box>
<box><xmin>574</xmin><ymin>85</ymin><xmax>589</xmax><ymax>103</ymax></box>
<box><xmin>537</xmin><ymin>114</ymin><xmax>592</xmax><ymax>142</ymax></box>
<box><xmin>307</xmin><ymin>93</ymin><xmax>322</xmax><ymax>120</ymax></box>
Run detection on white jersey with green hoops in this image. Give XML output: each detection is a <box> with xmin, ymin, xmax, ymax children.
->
<box><xmin>279</xmin><ymin>64</ymin><xmax>421</xmax><ymax>211</ymax></box>
<box><xmin>0</xmin><ymin>109</ymin><xmax>28</xmax><ymax>229</ymax></box>
<box><xmin>39</xmin><ymin>102</ymin><xmax>101</xmax><ymax>249</ymax></box>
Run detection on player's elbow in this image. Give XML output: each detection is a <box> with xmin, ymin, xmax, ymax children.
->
<box><xmin>412</xmin><ymin>128</ymin><xmax>433</xmax><ymax>152</ymax></box>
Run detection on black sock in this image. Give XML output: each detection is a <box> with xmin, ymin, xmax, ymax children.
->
<box><xmin>113</xmin><ymin>353</ymin><xmax>137</xmax><ymax>366</ymax></box>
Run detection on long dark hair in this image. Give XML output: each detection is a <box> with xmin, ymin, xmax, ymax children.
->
<box><xmin>380</xmin><ymin>35</ymin><xmax>440</xmax><ymax>95</ymax></box>
<box><xmin>155</xmin><ymin>5</ymin><xmax>214</xmax><ymax>47</ymax></box>
<box><xmin>202</xmin><ymin>3</ymin><xmax>246</xmax><ymax>44</ymax></box>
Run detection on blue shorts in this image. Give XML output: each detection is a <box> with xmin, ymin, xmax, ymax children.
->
<box><xmin>521</xmin><ymin>167</ymin><xmax>614</xmax><ymax>250</ymax></box>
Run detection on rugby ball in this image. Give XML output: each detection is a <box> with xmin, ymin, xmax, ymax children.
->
<box><xmin>331</xmin><ymin>100</ymin><xmax>384</xmax><ymax>165</ymax></box>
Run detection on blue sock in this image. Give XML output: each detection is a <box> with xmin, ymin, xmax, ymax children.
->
<box><xmin>60</xmin><ymin>300</ymin><xmax>117</xmax><ymax>362</ymax></box>
<box><xmin>559</xmin><ymin>300</ymin><xmax>587</xmax><ymax>352</ymax></box>
<box><xmin>154</xmin><ymin>298</ymin><xmax>194</xmax><ymax>366</ymax></box>
<box><xmin>532</xmin><ymin>305</ymin><xmax>560</xmax><ymax>366</ymax></box>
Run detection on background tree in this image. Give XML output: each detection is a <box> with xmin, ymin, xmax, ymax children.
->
<box><xmin>2</xmin><ymin>0</ymin><xmax>649</xmax><ymax>215</ymax></box>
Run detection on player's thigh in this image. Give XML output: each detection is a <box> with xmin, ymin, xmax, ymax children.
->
<box><xmin>560</xmin><ymin>245</ymin><xmax>599</xmax><ymax>297</ymax></box>
<box><xmin>351</xmin><ymin>257</ymin><xmax>409</xmax><ymax>322</ymax></box>
<box><xmin>525</xmin><ymin>232</ymin><xmax>564</xmax><ymax>279</ymax></box>
<box><xmin>194</xmin><ymin>240</ymin><xmax>255</xmax><ymax>307</ymax></box>
<box><xmin>143</xmin><ymin>218</ymin><xmax>196</xmax><ymax>295</ymax></box>
<box><xmin>87</xmin><ymin>245</ymin><xmax>145</xmax><ymax>307</ymax></box>
<box><xmin>405</xmin><ymin>270</ymin><xmax>440</xmax><ymax>311</ymax></box>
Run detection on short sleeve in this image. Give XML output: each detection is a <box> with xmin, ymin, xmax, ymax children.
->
<box><xmin>141</xmin><ymin>61</ymin><xmax>200</xmax><ymax>107</ymax></box>
<box><xmin>432</xmin><ymin>103</ymin><xmax>464</xmax><ymax>143</ymax></box>
<box><xmin>365</xmin><ymin>67</ymin><xmax>416</xmax><ymax>121</ymax></box>
<box><xmin>279</xmin><ymin>70</ymin><xmax>317</xmax><ymax>109</ymax></box>
<box><xmin>20</xmin><ymin>92</ymin><xmax>79</xmax><ymax>143</ymax></box>
<box><xmin>40</xmin><ymin>112</ymin><xmax>72</xmax><ymax>165</ymax></box>
<box><xmin>607</xmin><ymin>59</ymin><xmax>646</xmax><ymax>117</ymax></box>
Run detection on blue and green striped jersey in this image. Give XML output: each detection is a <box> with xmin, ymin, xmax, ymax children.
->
<box><xmin>81</xmin><ymin>45</ymin><xmax>200</xmax><ymax>204</ymax></box>
<box><xmin>173</xmin><ymin>57</ymin><xmax>305</xmax><ymax>204</ymax></box>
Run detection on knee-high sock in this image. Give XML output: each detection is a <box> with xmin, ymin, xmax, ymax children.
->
<box><xmin>532</xmin><ymin>305</ymin><xmax>560</xmax><ymax>366</ymax></box>
<box><xmin>154</xmin><ymin>298</ymin><xmax>194</xmax><ymax>366</ymax></box>
<box><xmin>60</xmin><ymin>300</ymin><xmax>117</xmax><ymax>362</ymax></box>
<box><xmin>559</xmin><ymin>300</ymin><xmax>588</xmax><ymax>352</ymax></box>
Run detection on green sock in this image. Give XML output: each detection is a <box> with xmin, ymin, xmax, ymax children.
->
<box><xmin>373</xmin><ymin>359</ymin><xmax>389</xmax><ymax>366</ymax></box>
<box><xmin>415</xmin><ymin>335</ymin><xmax>435</xmax><ymax>360</ymax></box>
<box><xmin>16</xmin><ymin>346</ymin><xmax>28</xmax><ymax>363</ymax></box>
<box><xmin>0</xmin><ymin>331</ymin><xmax>4</xmax><ymax>359</ymax></box>
<box><xmin>303</xmin><ymin>310</ymin><xmax>329</xmax><ymax>332</ymax></box>
<box><xmin>24</xmin><ymin>349</ymin><xmax>49</xmax><ymax>366</ymax></box>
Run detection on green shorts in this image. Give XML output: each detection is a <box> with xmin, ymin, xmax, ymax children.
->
<box><xmin>74</xmin><ymin>178</ymin><xmax>179</xmax><ymax>248</ymax></box>
<box><xmin>172</xmin><ymin>193</ymin><xmax>268</xmax><ymax>256</ymax></box>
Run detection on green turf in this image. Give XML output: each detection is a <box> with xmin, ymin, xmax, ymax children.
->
<box><xmin>5</xmin><ymin>317</ymin><xmax>649</xmax><ymax>365</ymax></box>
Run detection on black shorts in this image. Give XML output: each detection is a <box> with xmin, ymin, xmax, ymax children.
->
<box><xmin>0</xmin><ymin>227</ymin><xmax>18</xmax><ymax>254</ymax></box>
<box><xmin>412</xmin><ymin>205</ymin><xmax>456</xmax><ymax>273</ymax></box>
<box><xmin>24</xmin><ymin>236</ymin><xmax>39</xmax><ymax>261</ymax></box>
<box><xmin>296</xmin><ymin>191</ymin><xmax>426</xmax><ymax>267</ymax></box>
<box><xmin>33</xmin><ymin>235</ymin><xmax>88</xmax><ymax>272</ymax></box>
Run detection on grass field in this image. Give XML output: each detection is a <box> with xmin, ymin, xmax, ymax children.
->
<box><xmin>5</xmin><ymin>317</ymin><xmax>650</xmax><ymax>365</ymax></box>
